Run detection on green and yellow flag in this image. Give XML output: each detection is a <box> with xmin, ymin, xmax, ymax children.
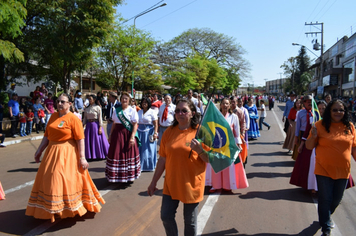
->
<box><xmin>201</xmin><ymin>94</ymin><xmax>208</xmax><ymax>105</ymax></box>
<box><xmin>312</xmin><ymin>95</ymin><xmax>321</xmax><ymax>124</ymax></box>
<box><xmin>197</xmin><ymin>101</ymin><xmax>241</xmax><ymax>173</ymax></box>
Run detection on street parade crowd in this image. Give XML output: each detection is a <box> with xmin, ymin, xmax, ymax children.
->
<box><xmin>1</xmin><ymin>83</ymin><xmax>356</xmax><ymax>236</ymax></box>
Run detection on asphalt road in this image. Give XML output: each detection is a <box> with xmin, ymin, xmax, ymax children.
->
<box><xmin>1</xmin><ymin>102</ymin><xmax>356</xmax><ymax>236</ymax></box>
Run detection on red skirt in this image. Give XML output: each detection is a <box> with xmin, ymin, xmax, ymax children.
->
<box><xmin>105</xmin><ymin>124</ymin><xmax>141</xmax><ymax>183</ymax></box>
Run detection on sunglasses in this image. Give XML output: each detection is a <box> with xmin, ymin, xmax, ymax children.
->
<box><xmin>175</xmin><ymin>109</ymin><xmax>190</xmax><ymax>114</ymax></box>
<box><xmin>332</xmin><ymin>109</ymin><xmax>345</xmax><ymax>113</ymax></box>
<box><xmin>57</xmin><ymin>100</ymin><xmax>69</xmax><ymax>104</ymax></box>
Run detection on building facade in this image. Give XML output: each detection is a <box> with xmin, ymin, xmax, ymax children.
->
<box><xmin>265</xmin><ymin>78</ymin><xmax>287</xmax><ymax>96</ymax></box>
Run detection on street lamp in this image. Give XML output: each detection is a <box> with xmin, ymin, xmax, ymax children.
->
<box><xmin>292</xmin><ymin>43</ymin><xmax>319</xmax><ymax>57</ymax></box>
<box><xmin>131</xmin><ymin>3</ymin><xmax>167</xmax><ymax>96</ymax></box>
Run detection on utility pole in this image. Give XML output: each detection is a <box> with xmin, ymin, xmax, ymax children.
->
<box><xmin>305</xmin><ymin>22</ymin><xmax>324</xmax><ymax>94</ymax></box>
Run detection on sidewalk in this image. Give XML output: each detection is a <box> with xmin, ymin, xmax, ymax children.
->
<box><xmin>2</xmin><ymin>132</ymin><xmax>44</xmax><ymax>147</ymax></box>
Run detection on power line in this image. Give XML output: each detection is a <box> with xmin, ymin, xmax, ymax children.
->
<box><xmin>142</xmin><ymin>0</ymin><xmax>198</xmax><ymax>28</ymax></box>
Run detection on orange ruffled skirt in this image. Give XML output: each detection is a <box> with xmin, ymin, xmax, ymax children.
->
<box><xmin>25</xmin><ymin>140</ymin><xmax>105</xmax><ymax>222</ymax></box>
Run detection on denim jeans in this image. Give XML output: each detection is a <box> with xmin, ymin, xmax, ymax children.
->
<box><xmin>259</xmin><ymin>117</ymin><xmax>270</xmax><ymax>130</ymax></box>
<box><xmin>316</xmin><ymin>175</ymin><xmax>348</xmax><ymax>233</ymax></box>
<box><xmin>27</xmin><ymin>121</ymin><xmax>33</xmax><ymax>134</ymax></box>
<box><xmin>20</xmin><ymin>122</ymin><xmax>26</xmax><ymax>135</ymax></box>
<box><xmin>161</xmin><ymin>194</ymin><xmax>199</xmax><ymax>236</ymax></box>
<box><xmin>45</xmin><ymin>112</ymin><xmax>52</xmax><ymax>130</ymax></box>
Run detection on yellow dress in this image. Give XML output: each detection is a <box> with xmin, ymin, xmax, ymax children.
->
<box><xmin>25</xmin><ymin>112</ymin><xmax>105</xmax><ymax>222</ymax></box>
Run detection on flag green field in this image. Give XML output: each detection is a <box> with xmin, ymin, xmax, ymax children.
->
<box><xmin>197</xmin><ymin>101</ymin><xmax>240</xmax><ymax>173</ymax></box>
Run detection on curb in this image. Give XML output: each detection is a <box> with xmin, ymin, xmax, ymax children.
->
<box><xmin>3</xmin><ymin>135</ymin><xmax>44</xmax><ymax>147</ymax></box>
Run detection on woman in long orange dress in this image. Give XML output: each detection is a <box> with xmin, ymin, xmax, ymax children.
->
<box><xmin>25</xmin><ymin>93</ymin><xmax>105</xmax><ymax>223</ymax></box>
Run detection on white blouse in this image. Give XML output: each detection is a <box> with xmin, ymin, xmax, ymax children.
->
<box><xmin>225</xmin><ymin>113</ymin><xmax>242</xmax><ymax>144</ymax></box>
<box><xmin>112</xmin><ymin>106</ymin><xmax>138</xmax><ymax>124</ymax></box>
<box><xmin>138</xmin><ymin>108</ymin><xmax>158</xmax><ymax>125</ymax></box>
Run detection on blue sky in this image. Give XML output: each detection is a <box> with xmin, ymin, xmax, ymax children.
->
<box><xmin>116</xmin><ymin>0</ymin><xmax>356</xmax><ymax>87</ymax></box>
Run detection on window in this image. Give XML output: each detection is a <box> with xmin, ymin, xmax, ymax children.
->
<box><xmin>343</xmin><ymin>60</ymin><xmax>355</xmax><ymax>83</ymax></box>
<box><xmin>83</xmin><ymin>79</ymin><xmax>95</xmax><ymax>90</ymax></box>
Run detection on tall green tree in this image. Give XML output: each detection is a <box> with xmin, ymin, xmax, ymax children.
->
<box><xmin>95</xmin><ymin>24</ymin><xmax>160</xmax><ymax>92</ymax></box>
<box><xmin>281</xmin><ymin>47</ymin><xmax>312</xmax><ymax>95</ymax></box>
<box><xmin>153</xmin><ymin>28</ymin><xmax>250</xmax><ymax>92</ymax></box>
<box><xmin>0</xmin><ymin>0</ymin><xmax>27</xmax><ymax>90</ymax></box>
<box><xmin>11</xmin><ymin>0</ymin><xmax>123</xmax><ymax>93</ymax></box>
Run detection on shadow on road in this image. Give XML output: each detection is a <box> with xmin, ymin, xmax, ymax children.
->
<box><xmin>251</xmin><ymin>161</ymin><xmax>295</xmax><ymax>168</ymax></box>
<box><xmin>7</xmin><ymin>168</ymin><xmax>39</xmax><ymax>172</ymax></box>
<box><xmin>249</xmin><ymin>141</ymin><xmax>285</xmax><ymax>146</ymax></box>
<box><xmin>138</xmin><ymin>188</ymin><xmax>163</xmax><ymax>197</ymax></box>
<box><xmin>246</xmin><ymin>172</ymin><xmax>291</xmax><ymax>179</ymax></box>
<box><xmin>0</xmin><ymin>209</ymin><xmax>46</xmax><ymax>235</ymax></box>
<box><xmin>239</xmin><ymin>188</ymin><xmax>314</xmax><ymax>203</ymax></box>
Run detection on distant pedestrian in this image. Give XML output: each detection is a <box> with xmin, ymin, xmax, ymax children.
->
<box><xmin>19</xmin><ymin>107</ymin><xmax>27</xmax><ymax>136</ymax></box>
<box><xmin>8</xmin><ymin>93</ymin><xmax>20</xmax><ymax>137</ymax></box>
<box><xmin>158</xmin><ymin>94</ymin><xmax>176</xmax><ymax>145</ymax></box>
<box><xmin>282</xmin><ymin>91</ymin><xmax>296</xmax><ymax>133</ymax></box>
<box><xmin>7</xmin><ymin>83</ymin><xmax>16</xmax><ymax>100</ymax></box>
<box><xmin>283</xmin><ymin>98</ymin><xmax>303</xmax><ymax>154</ymax></box>
<box><xmin>26</xmin><ymin>108</ymin><xmax>34</xmax><ymax>135</ymax></box>
<box><xmin>105</xmin><ymin>92</ymin><xmax>120</xmax><ymax>137</ymax></box>
<box><xmin>244</xmin><ymin>97</ymin><xmax>260</xmax><ymax>139</ymax></box>
<box><xmin>258</xmin><ymin>100</ymin><xmax>271</xmax><ymax>130</ymax></box>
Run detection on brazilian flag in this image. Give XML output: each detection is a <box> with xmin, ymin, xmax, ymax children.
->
<box><xmin>197</xmin><ymin>101</ymin><xmax>241</xmax><ymax>173</ymax></box>
<box><xmin>312</xmin><ymin>95</ymin><xmax>321</xmax><ymax>124</ymax></box>
<box><xmin>201</xmin><ymin>94</ymin><xmax>208</xmax><ymax>105</ymax></box>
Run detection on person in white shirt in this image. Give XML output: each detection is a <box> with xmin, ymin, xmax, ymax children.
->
<box><xmin>187</xmin><ymin>89</ymin><xmax>201</xmax><ymax>114</ymax></box>
<box><xmin>158</xmin><ymin>94</ymin><xmax>176</xmax><ymax>145</ymax></box>
<box><xmin>193</xmin><ymin>92</ymin><xmax>204</xmax><ymax>114</ymax></box>
<box><xmin>258</xmin><ymin>100</ymin><xmax>271</xmax><ymax>130</ymax></box>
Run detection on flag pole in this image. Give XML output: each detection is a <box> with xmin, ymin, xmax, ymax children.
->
<box><xmin>188</xmin><ymin>99</ymin><xmax>213</xmax><ymax>158</ymax></box>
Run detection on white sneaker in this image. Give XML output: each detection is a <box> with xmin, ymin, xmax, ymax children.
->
<box><xmin>0</xmin><ymin>144</ymin><xmax>6</xmax><ymax>148</ymax></box>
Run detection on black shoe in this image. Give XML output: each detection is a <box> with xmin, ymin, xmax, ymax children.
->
<box><xmin>268</xmin><ymin>126</ymin><xmax>271</xmax><ymax>130</ymax></box>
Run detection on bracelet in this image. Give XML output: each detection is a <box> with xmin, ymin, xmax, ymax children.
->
<box><xmin>154</xmin><ymin>132</ymin><xmax>158</xmax><ymax>135</ymax></box>
<box><xmin>80</xmin><ymin>157</ymin><xmax>86</xmax><ymax>160</ymax></box>
<box><xmin>130</xmin><ymin>137</ymin><xmax>135</xmax><ymax>140</ymax></box>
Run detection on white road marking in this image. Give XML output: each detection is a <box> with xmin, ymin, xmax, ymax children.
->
<box><xmin>271</xmin><ymin>108</ymin><xmax>286</xmax><ymax>139</ymax></box>
<box><xmin>4</xmin><ymin>180</ymin><xmax>34</xmax><ymax>195</ymax></box>
<box><xmin>197</xmin><ymin>191</ymin><xmax>221</xmax><ymax>236</ymax></box>
<box><xmin>23</xmin><ymin>184</ymin><xmax>119</xmax><ymax>236</ymax></box>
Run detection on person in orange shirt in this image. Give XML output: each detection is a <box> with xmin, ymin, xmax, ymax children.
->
<box><xmin>25</xmin><ymin>93</ymin><xmax>105</xmax><ymax>223</ymax></box>
<box><xmin>147</xmin><ymin>98</ymin><xmax>209</xmax><ymax>236</ymax></box>
<box><xmin>306</xmin><ymin>99</ymin><xmax>356</xmax><ymax>236</ymax></box>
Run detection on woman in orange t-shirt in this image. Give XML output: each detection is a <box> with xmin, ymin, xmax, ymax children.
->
<box><xmin>306</xmin><ymin>99</ymin><xmax>356</xmax><ymax>236</ymax></box>
<box><xmin>25</xmin><ymin>93</ymin><xmax>105</xmax><ymax>223</ymax></box>
<box><xmin>147</xmin><ymin>98</ymin><xmax>209</xmax><ymax>236</ymax></box>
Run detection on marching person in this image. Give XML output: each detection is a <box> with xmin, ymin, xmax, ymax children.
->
<box><xmin>158</xmin><ymin>94</ymin><xmax>176</xmax><ymax>145</ymax></box>
<box><xmin>105</xmin><ymin>92</ymin><xmax>120</xmax><ymax>138</ymax></box>
<box><xmin>147</xmin><ymin>98</ymin><xmax>209</xmax><ymax>236</ymax></box>
<box><xmin>106</xmin><ymin>92</ymin><xmax>141</xmax><ymax>183</ymax></box>
<box><xmin>25</xmin><ymin>93</ymin><xmax>105</xmax><ymax>222</ymax></box>
<box><xmin>138</xmin><ymin>97</ymin><xmax>158</xmax><ymax>171</ymax></box>
<box><xmin>306</xmin><ymin>99</ymin><xmax>356</xmax><ymax>236</ymax></box>
<box><xmin>83</xmin><ymin>94</ymin><xmax>109</xmax><ymax>160</ymax></box>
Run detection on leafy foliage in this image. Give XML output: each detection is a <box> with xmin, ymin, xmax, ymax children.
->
<box><xmin>0</xmin><ymin>0</ymin><xmax>27</xmax><ymax>62</ymax></box>
<box><xmin>95</xmin><ymin>24</ymin><xmax>160</xmax><ymax>92</ymax></box>
<box><xmin>153</xmin><ymin>28</ymin><xmax>249</xmax><ymax>94</ymax></box>
<box><xmin>281</xmin><ymin>46</ymin><xmax>312</xmax><ymax>95</ymax></box>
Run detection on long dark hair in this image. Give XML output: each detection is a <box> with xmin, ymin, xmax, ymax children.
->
<box><xmin>140</xmin><ymin>97</ymin><xmax>152</xmax><ymax>110</ymax></box>
<box><xmin>172</xmin><ymin>98</ymin><xmax>200</xmax><ymax>129</ymax></box>
<box><xmin>322</xmin><ymin>99</ymin><xmax>352</xmax><ymax>133</ymax></box>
